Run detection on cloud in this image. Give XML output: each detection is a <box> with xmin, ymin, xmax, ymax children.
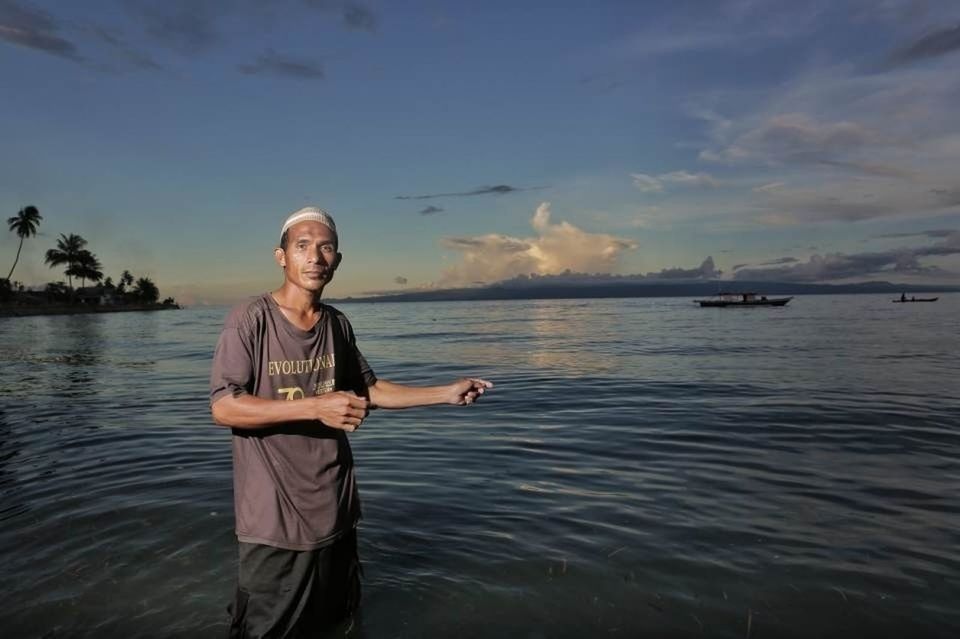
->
<box><xmin>86</xmin><ymin>25</ymin><xmax>162</xmax><ymax>71</ymax></box>
<box><xmin>342</xmin><ymin>2</ymin><xmax>377</xmax><ymax>31</ymax></box>
<box><xmin>817</xmin><ymin>160</ymin><xmax>918</xmax><ymax>180</ymax></box>
<box><xmin>438</xmin><ymin>202</ymin><xmax>637</xmax><ymax>286</ymax></box>
<box><xmin>238</xmin><ymin>50</ymin><xmax>324</xmax><ymax>79</ymax></box>
<box><xmin>0</xmin><ymin>0</ymin><xmax>82</xmax><ymax>61</ymax></box>
<box><xmin>733</xmin><ymin>257</ymin><xmax>799</xmax><ymax>270</ymax></box>
<box><xmin>419</xmin><ymin>205</ymin><xmax>444</xmax><ymax>215</ymax></box>
<box><xmin>753</xmin><ymin>181</ymin><xmax>785</xmax><ymax>193</ymax></box>
<box><xmin>886</xmin><ymin>23</ymin><xmax>960</xmax><ymax>68</ymax></box>
<box><xmin>874</xmin><ymin>229</ymin><xmax>958</xmax><ymax>239</ymax></box>
<box><xmin>631</xmin><ymin>170</ymin><xmax>720</xmax><ymax>193</ymax></box>
<box><xmin>396</xmin><ymin>184</ymin><xmax>532</xmax><ymax>200</ymax></box>
<box><xmin>734</xmin><ymin>231</ymin><xmax>960</xmax><ymax>281</ymax></box>
<box><xmin>303</xmin><ymin>0</ymin><xmax>378</xmax><ymax>32</ymax></box>
<box><xmin>129</xmin><ymin>0</ymin><xmax>220</xmax><ymax>53</ymax></box>
<box><xmin>701</xmin><ymin>113</ymin><xmax>882</xmax><ymax>165</ymax></box>
<box><xmin>630</xmin><ymin>174</ymin><xmax>663</xmax><ymax>193</ymax></box>
<box><xmin>393</xmin><ymin>276</ymin><xmax>407</xmax><ymax>285</ymax></box>
<box><xmin>753</xmin><ymin>179</ymin><xmax>960</xmax><ymax>223</ymax></box>
<box><xmin>647</xmin><ymin>256</ymin><xmax>720</xmax><ymax>280</ymax></box>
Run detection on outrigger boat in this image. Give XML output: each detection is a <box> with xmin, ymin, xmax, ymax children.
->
<box><xmin>893</xmin><ymin>296</ymin><xmax>938</xmax><ymax>303</ymax></box>
<box><xmin>694</xmin><ymin>292</ymin><xmax>792</xmax><ymax>308</ymax></box>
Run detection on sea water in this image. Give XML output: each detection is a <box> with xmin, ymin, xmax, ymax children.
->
<box><xmin>1</xmin><ymin>294</ymin><xmax>958</xmax><ymax>637</ymax></box>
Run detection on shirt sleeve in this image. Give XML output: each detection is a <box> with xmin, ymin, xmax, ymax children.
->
<box><xmin>210</xmin><ymin>309</ymin><xmax>256</xmax><ymax>405</ymax></box>
<box><xmin>340</xmin><ymin>315</ymin><xmax>377</xmax><ymax>392</ymax></box>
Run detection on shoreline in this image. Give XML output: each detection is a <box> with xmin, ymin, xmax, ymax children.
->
<box><xmin>0</xmin><ymin>303</ymin><xmax>181</xmax><ymax>318</ymax></box>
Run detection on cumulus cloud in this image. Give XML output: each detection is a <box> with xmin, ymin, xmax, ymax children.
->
<box><xmin>238</xmin><ymin>50</ymin><xmax>325</xmax><ymax>79</ymax></box>
<box><xmin>438</xmin><ymin>202</ymin><xmax>637</xmax><ymax>286</ymax></box>
<box><xmin>631</xmin><ymin>170</ymin><xmax>720</xmax><ymax>192</ymax></box>
<box><xmin>393</xmin><ymin>276</ymin><xmax>407</xmax><ymax>285</ymax></box>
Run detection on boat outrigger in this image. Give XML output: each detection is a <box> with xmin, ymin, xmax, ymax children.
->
<box><xmin>694</xmin><ymin>292</ymin><xmax>793</xmax><ymax>308</ymax></box>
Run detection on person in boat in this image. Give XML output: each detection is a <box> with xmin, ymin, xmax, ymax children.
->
<box><xmin>901</xmin><ymin>293</ymin><xmax>907</xmax><ymax>302</ymax></box>
<box><xmin>210</xmin><ymin>206</ymin><xmax>493</xmax><ymax>637</ymax></box>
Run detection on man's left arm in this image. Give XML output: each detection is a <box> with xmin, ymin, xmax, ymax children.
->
<box><xmin>367</xmin><ymin>378</ymin><xmax>492</xmax><ymax>409</ymax></box>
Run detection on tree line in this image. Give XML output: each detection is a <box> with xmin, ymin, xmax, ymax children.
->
<box><xmin>3</xmin><ymin>205</ymin><xmax>175</xmax><ymax>306</ymax></box>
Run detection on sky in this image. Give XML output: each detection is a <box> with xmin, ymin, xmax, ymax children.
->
<box><xmin>2</xmin><ymin>0</ymin><xmax>960</xmax><ymax>304</ymax></box>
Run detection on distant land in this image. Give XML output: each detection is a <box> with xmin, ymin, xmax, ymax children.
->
<box><xmin>330</xmin><ymin>278</ymin><xmax>960</xmax><ymax>304</ymax></box>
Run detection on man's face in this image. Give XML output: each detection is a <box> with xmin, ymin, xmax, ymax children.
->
<box><xmin>275</xmin><ymin>220</ymin><xmax>341</xmax><ymax>292</ymax></box>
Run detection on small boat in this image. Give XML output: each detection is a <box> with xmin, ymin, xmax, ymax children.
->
<box><xmin>694</xmin><ymin>292</ymin><xmax>792</xmax><ymax>307</ymax></box>
<box><xmin>893</xmin><ymin>296</ymin><xmax>938</xmax><ymax>303</ymax></box>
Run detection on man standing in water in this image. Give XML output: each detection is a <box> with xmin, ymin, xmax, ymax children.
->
<box><xmin>210</xmin><ymin>206</ymin><xmax>492</xmax><ymax>637</ymax></box>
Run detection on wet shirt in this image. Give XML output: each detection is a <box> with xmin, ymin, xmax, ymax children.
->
<box><xmin>210</xmin><ymin>294</ymin><xmax>377</xmax><ymax>551</ymax></box>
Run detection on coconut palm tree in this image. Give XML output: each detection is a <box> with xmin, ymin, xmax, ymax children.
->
<box><xmin>74</xmin><ymin>250</ymin><xmax>103</xmax><ymax>289</ymax></box>
<box><xmin>44</xmin><ymin>233</ymin><xmax>88</xmax><ymax>290</ymax></box>
<box><xmin>133</xmin><ymin>276</ymin><xmax>159</xmax><ymax>303</ymax></box>
<box><xmin>6</xmin><ymin>205</ymin><xmax>42</xmax><ymax>281</ymax></box>
<box><xmin>117</xmin><ymin>269</ymin><xmax>134</xmax><ymax>294</ymax></box>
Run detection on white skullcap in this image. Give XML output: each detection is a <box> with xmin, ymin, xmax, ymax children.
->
<box><xmin>281</xmin><ymin>206</ymin><xmax>337</xmax><ymax>237</ymax></box>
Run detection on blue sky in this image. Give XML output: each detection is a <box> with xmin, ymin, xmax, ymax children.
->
<box><xmin>2</xmin><ymin>0</ymin><xmax>959</xmax><ymax>304</ymax></box>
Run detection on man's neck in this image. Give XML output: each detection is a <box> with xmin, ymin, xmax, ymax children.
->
<box><xmin>271</xmin><ymin>284</ymin><xmax>325</xmax><ymax>327</ymax></box>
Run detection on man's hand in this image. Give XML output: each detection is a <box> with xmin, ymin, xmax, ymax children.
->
<box><xmin>310</xmin><ymin>391</ymin><xmax>370</xmax><ymax>431</ymax></box>
<box><xmin>446</xmin><ymin>378</ymin><xmax>493</xmax><ymax>405</ymax></box>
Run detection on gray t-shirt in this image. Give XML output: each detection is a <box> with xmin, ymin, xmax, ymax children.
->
<box><xmin>210</xmin><ymin>293</ymin><xmax>377</xmax><ymax>551</ymax></box>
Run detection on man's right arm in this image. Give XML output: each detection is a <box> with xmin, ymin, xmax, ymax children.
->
<box><xmin>211</xmin><ymin>392</ymin><xmax>369</xmax><ymax>432</ymax></box>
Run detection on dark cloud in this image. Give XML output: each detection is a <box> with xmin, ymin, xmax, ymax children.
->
<box><xmin>733</xmin><ymin>257</ymin><xmax>799</xmax><ymax>270</ymax></box>
<box><xmin>931</xmin><ymin>187</ymin><xmax>960</xmax><ymax>207</ymax></box>
<box><xmin>887</xmin><ymin>23</ymin><xmax>960</xmax><ymax>68</ymax></box>
<box><xmin>239</xmin><ymin>50</ymin><xmax>324</xmax><ymax>79</ymax></box>
<box><xmin>342</xmin><ymin>2</ymin><xmax>376</xmax><ymax>31</ymax></box>
<box><xmin>441</xmin><ymin>235</ymin><xmax>532</xmax><ymax>253</ymax></box>
<box><xmin>302</xmin><ymin>0</ymin><xmax>377</xmax><ymax>32</ymax></box>
<box><xmin>396</xmin><ymin>185</ymin><xmax>530</xmax><ymax>200</ymax></box>
<box><xmin>734</xmin><ymin>232</ymin><xmax>960</xmax><ymax>281</ymax></box>
<box><xmin>87</xmin><ymin>25</ymin><xmax>163</xmax><ymax>71</ymax></box>
<box><xmin>125</xmin><ymin>0</ymin><xmax>221</xmax><ymax>53</ymax></box>
<box><xmin>0</xmin><ymin>0</ymin><xmax>82</xmax><ymax>60</ymax></box>
<box><xmin>648</xmin><ymin>256</ymin><xmax>719</xmax><ymax>280</ymax></box>
<box><xmin>419</xmin><ymin>206</ymin><xmax>444</xmax><ymax>215</ymax></box>
<box><xmin>874</xmin><ymin>229</ymin><xmax>958</xmax><ymax>239</ymax></box>
<box><xmin>393</xmin><ymin>276</ymin><xmax>407</xmax><ymax>285</ymax></box>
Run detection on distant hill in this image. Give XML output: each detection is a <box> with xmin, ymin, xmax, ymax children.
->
<box><xmin>330</xmin><ymin>279</ymin><xmax>959</xmax><ymax>304</ymax></box>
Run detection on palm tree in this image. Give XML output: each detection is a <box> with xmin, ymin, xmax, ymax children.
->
<box><xmin>133</xmin><ymin>276</ymin><xmax>159</xmax><ymax>303</ymax></box>
<box><xmin>118</xmin><ymin>269</ymin><xmax>134</xmax><ymax>294</ymax></box>
<box><xmin>74</xmin><ymin>250</ymin><xmax>103</xmax><ymax>289</ymax></box>
<box><xmin>44</xmin><ymin>233</ymin><xmax>88</xmax><ymax>290</ymax></box>
<box><xmin>6</xmin><ymin>205</ymin><xmax>42</xmax><ymax>281</ymax></box>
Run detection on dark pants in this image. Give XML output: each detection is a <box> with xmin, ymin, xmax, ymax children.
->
<box><xmin>227</xmin><ymin>530</ymin><xmax>362</xmax><ymax>639</ymax></box>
